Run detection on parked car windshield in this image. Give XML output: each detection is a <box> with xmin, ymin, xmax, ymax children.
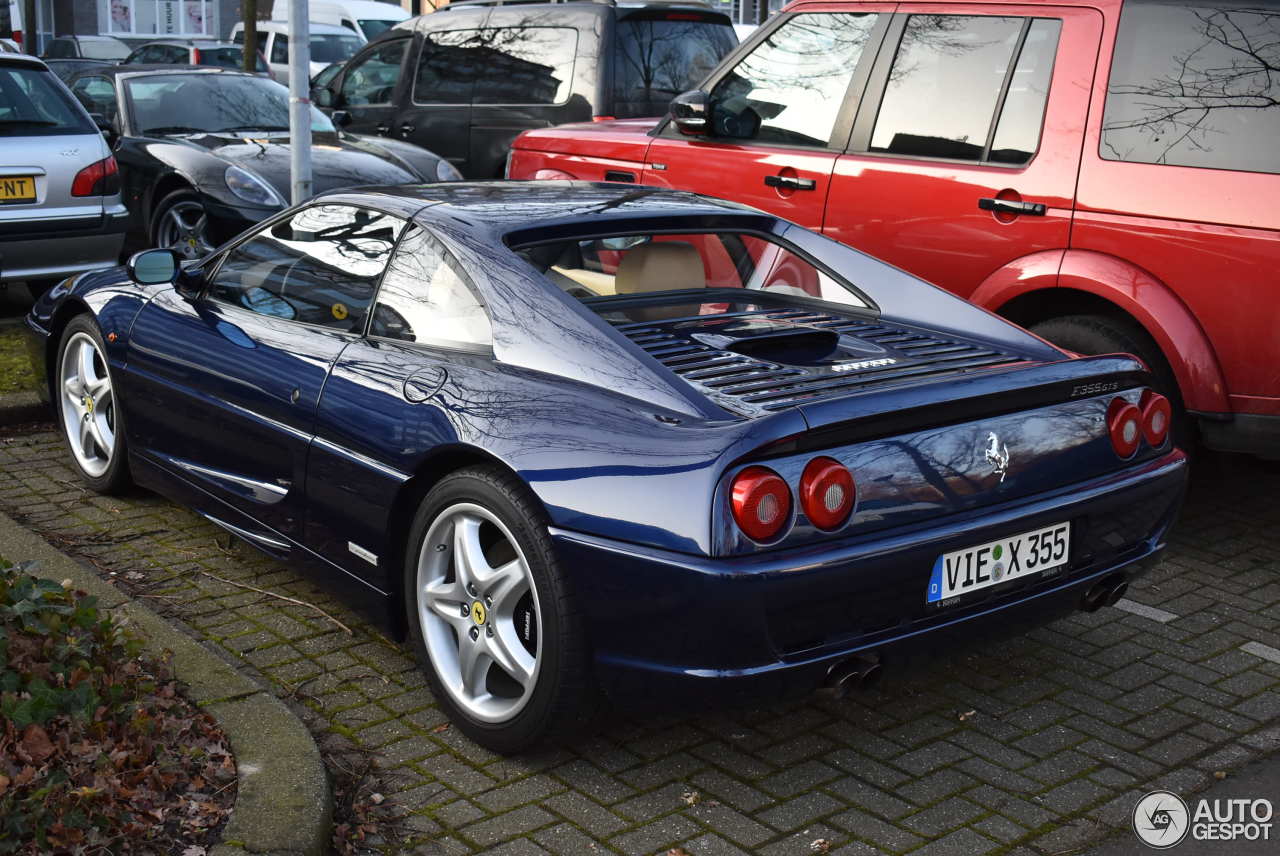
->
<box><xmin>0</xmin><ymin>64</ymin><xmax>95</xmax><ymax>137</ymax></box>
<box><xmin>310</xmin><ymin>33</ymin><xmax>364</xmax><ymax>64</ymax></box>
<box><xmin>80</xmin><ymin>38</ymin><xmax>131</xmax><ymax>60</ymax></box>
<box><xmin>358</xmin><ymin>19</ymin><xmax>398</xmax><ymax>40</ymax></box>
<box><xmin>613</xmin><ymin>11</ymin><xmax>737</xmax><ymax>118</ymax></box>
<box><xmin>123</xmin><ymin>73</ymin><xmax>336</xmax><ymax>135</ymax></box>
<box><xmin>517</xmin><ymin>231</ymin><xmax>869</xmax><ymax>317</ymax></box>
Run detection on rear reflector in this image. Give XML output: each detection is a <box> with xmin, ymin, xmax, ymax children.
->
<box><xmin>799</xmin><ymin>456</ymin><xmax>855</xmax><ymax>531</ymax></box>
<box><xmin>730</xmin><ymin>466</ymin><xmax>791</xmax><ymax>542</ymax></box>
<box><xmin>1107</xmin><ymin>397</ymin><xmax>1142</xmax><ymax>458</ymax></box>
<box><xmin>1139</xmin><ymin>389</ymin><xmax>1172</xmax><ymax>447</ymax></box>
<box><xmin>71</xmin><ymin>156</ymin><xmax>119</xmax><ymax>197</ymax></box>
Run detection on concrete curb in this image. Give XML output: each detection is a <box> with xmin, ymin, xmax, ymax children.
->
<box><xmin>0</xmin><ymin>390</ymin><xmax>48</xmax><ymax>426</ymax></box>
<box><xmin>0</xmin><ymin>509</ymin><xmax>332</xmax><ymax>856</ymax></box>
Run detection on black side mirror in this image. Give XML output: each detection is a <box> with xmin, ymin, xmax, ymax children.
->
<box><xmin>669</xmin><ymin>90</ymin><xmax>710</xmax><ymax>136</ymax></box>
<box><xmin>313</xmin><ymin>86</ymin><xmax>334</xmax><ymax>108</ymax></box>
<box><xmin>126</xmin><ymin>249</ymin><xmax>180</xmax><ymax>285</ymax></box>
<box><xmin>331</xmin><ymin>109</ymin><xmax>352</xmax><ymax>128</ymax></box>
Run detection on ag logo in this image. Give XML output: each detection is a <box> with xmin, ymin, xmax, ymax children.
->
<box><xmin>1133</xmin><ymin>790</ymin><xmax>1190</xmax><ymax>848</ymax></box>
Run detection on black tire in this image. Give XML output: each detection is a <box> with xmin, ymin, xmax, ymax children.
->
<box><xmin>404</xmin><ymin>466</ymin><xmax>592</xmax><ymax>753</ymax></box>
<box><xmin>1030</xmin><ymin>313</ymin><xmax>1192</xmax><ymax>447</ymax></box>
<box><xmin>54</xmin><ymin>315</ymin><xmax>132</xmax><ymax>494</ymax></box>
<box><xmin>149</xmin><ymin>188</ymin><xmax>213</xmax><ymax>259</ymax></box>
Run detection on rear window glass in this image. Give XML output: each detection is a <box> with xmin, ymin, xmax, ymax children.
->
<box><xmin>613</xmin><ymin>13</ymin><xmax>737</xmax><ymax>119</ymax></box>
<box><xmin>1101</xmin><ymin>1</ymin><xmax>1280</xmax><ymax>175</ymax></box>
<box><xmin>199</xmin><ymin>46</ymin><xmax>268</xmax><ymax>72</ymax></box>
<box><xmin>517</xmin><ymin>231</ymin><xmax>868</xmax><ymax>322</ymax></box>
<box><xmin>0</xmin><ymin>66</ymin><xmax>95</xmax><ymax>136</ymax></box>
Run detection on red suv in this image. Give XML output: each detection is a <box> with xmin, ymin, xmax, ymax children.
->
<box><xmin>509</xmin><ymin>0</ymin><xmax>1280</xmax><ymax>457</ymax></box>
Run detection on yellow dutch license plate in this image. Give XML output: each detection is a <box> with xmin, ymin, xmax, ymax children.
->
<box><xmin>0</xmin><ymin>176</ymin><xmax>36</xmax><ymax>204</ymax></box>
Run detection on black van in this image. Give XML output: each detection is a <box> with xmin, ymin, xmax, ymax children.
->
<box><xmin>313</xmin><ymin>0</ymin><xmax>737</xmax><ymax>178</ymax></box>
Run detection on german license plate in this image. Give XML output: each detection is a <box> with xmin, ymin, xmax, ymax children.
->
<box><xmin>0</xmin><ymin>176</ymin><xmax>36</xmax><ymax>204</ymax></box>
<box><xmin>927</xmin><ymin>522</ymin><xmax>1070</xmax><ymax>605</ymax></box>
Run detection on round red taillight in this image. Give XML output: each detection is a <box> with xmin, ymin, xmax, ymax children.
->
<box><xmin>1107</xmin><ymin>397</ymin><xmax>1143</xmax><ymax>458</ymax></box>
<box><xmin>799</xmin><ymin>456</ymin><xmax>855</xmax><ymax>531</ymax></box>
<box><xmin>730</xmin><ymin>466</ymin><xmax>792</xmax><ymax>542</ymax></box>
<box><xmin>1139</xmin><ymin>389</ymin><xmax>1172</xmax><ymax>448</ymax></box>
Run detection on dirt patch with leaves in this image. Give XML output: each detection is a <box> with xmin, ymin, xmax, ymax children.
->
<box><xmin>0</xmin><ymin>558</ymin><xmax>236</xmax><ymax>854</ymax></box>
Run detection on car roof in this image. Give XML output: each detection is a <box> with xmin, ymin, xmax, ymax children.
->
<box><xmin>73</xmin><ymin>64</ymin><xmax>261</xmax><ymax>79</ymax></box>
<box><xmin>0</xmin><ymin>53</ymin><xmax>47</xmax><ymax>69</ymax></box>
<box><xmin>333</xmin><ymin>181</ymin><xmax>773</xmax><ymax>238</ymax></box>
<box><xmin>137</xmin><ymin>39</ymin><xmax>237</xmax><ymax>47</ymax></box>
<box><xmin>236</xmin><ymin>20</ymin><xmax>357</xmax><ymax>34</ymax></box>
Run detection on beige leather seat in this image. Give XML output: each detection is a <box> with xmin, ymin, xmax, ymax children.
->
<box><xmin>615</xmin><ymin>242</ymin><xmax>705</xmax><ymax>321</ymax></box>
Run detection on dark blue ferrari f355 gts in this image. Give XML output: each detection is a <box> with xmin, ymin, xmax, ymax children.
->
<box><xmin>27</xmin><ymin>182</ymin><xmax>1188</xmax><ymax>751</ymax></box>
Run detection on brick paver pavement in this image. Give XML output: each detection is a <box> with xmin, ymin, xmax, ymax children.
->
<box><xmin>1</xmin><ymin>426</ymin><xmax>1277</xmax><ymax>855</ymax></box>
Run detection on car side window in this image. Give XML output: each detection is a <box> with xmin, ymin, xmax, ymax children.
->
<box><xmin>413</xmin><ymin>30</ymin><xmax>479</xmax><ymax>104</ymax></box>
<box><xmin>869</xmin><ymin>15</ymin><xmax>1061</xmax><ymax>164</ymax></box>
<box><xmin>708</xmin><ymin>12</ymin><xmax>882</xmax><ymax>147</ymax></box>
<box><xmin>270</xmin><ymin>34</ymin><xmax>289</xmax><ymax>64</ymax></box>
<box><xmin>370</xmin><ymin>225</ymin><xmax>492</xmax><ymax>351</ymax></box>
<box><xmin>340</xmin><ymin>38</ymin><xmax>407</xmax><ymax>106</ymax></box>
<box><xmin>70</xmin><ymin>76</ymin><xmax>118</xmax><ymax>121</ymax></box>
<box><xmin>207</xmin><ymin>205</ymin><xmax>405</xmax><ymax>333</ymax></box>
<box><xmin>46</xmin><ymin>40</ymin><xmax>73</xmax><ymax>59</ymax></box>
<box><xmin>1101</xmin><ymin>2</ymin><xmax>1280</xmax><ymax>175</ymax></box>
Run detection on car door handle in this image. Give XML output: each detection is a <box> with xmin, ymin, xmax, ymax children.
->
<box><xmin>398</xmin><ymin>123</ymin><xmax>415</xmax><ymax>135</ymax></box>
<box><xmin>978</xmin><ymin>197</ymin><xmax>1047</xmax><ymax>216</ymax></box>
<box><xmin>375</xmin><ymin>123</ymin><xmax>391</xmax><ymax>135</ymax></box>
<box><xmin>764</xmin><ymin>174</ymin><xmax>816</xmax><ymax>191</ymax></box>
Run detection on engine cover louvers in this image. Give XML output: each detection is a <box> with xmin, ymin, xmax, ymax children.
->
<box><xmin>614</xmin><ymin>308</ymin><xmax>1020</xmax><ymax>415</ymax></box>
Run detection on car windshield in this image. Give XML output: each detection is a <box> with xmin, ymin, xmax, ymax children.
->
<box><xmin>0</xmin><ymin>65</ymin><xmax>95</xmax><ymax>136</ymax></box>
<box><xmin>358</xmin><ymin>19</ymin><xmax>397</xmax><ymax>40</ymax></box>
<box><xmin>517</xmin><ymin>231</ymin><xmax>868</xmax><ymax>320</ymax></box>
<box><xmin>81</xmin><ymin>39</ymin><xmax>131</xmax><ymax>60</ymax></box>
<box><xmin>198</xmin><ymin>46</ymin><xmax>269</xmax><ymax>72</ymax></box>
<box><xmin>125</xmin><ymin>73</ymin><xmax>335</xmax><ymax>135</ymax></box>
<box><xmin>310</xmin><ymin>33</ymin><xmax>363</xmax><ymax>64</ymax></box>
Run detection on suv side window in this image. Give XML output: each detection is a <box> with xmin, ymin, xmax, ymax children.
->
<box><xmin>708</xmin><ymin>12</ymin><xmax>882</xmax><ymax>148</ymax></box>
<box><xmin>472</xmin><ymin>27</ymin><xmax>577</xmax><ymax>105</ymax></box>
<box><xmin>1102</xmin><ymin>2</ymin><xmax>1280</xmax><ymax>175</ymax></box>
<box><xmin>340</xmin><ymin>38</ymin><xmax>407</xmax><ymax>106</ymax></box>
<box><xmin>370</xmin><ymin>225</ymin><xmax>492</xmax><ymax>350</ymax></box>
<box><xmin>869</xmin><ymin>15</ymin><xmax>1061</xmax><ymax>164</ymax></box>
<box><xmin>207</xmin><ymin>205</ymin><xmax>404</xmax><ymax>333</ymax></box>
<box><xmin>413</xmin><ymin>30</ymin><xmax>479</xmax><ymax>104</ymax></box>
<box><xmin>70</xmin><ymin>76</ymin><xmax>118</xmax><ymax>121</ymax></box>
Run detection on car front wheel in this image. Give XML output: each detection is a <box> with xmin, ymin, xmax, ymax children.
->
<box><xmin>151</xmin><ymin>188</ymin><xmax>215</xmax><ymax>259</ymax></box>
<box><xmin>405</xmin><ymin>466</ymin><xmax>592</xmax><ymax>753</ymax></box>
<box><xmin>56</xmin><ymin>316</ymin><xmax>131</xmax><ymax>493</ymax></box>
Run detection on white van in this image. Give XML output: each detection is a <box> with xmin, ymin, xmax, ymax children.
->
<box><xmin>269</xmin><ymin>0</ymin><xmax>410</xmax><ymax>42</ymax></box>
<box><xmin>229</xmin><ymin>20</ymin><xmax>364</xmax><ymax>83</ymax></box>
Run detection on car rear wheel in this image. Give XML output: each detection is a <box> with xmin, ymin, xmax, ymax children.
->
<box><xmin>1029</xmin><ymin>313</ymin><xmax>1191</xmax><ymax>447</ymax></box>
<box><xmin>151</xmin><ymin>189</ymin><xmax>215</xmax><ymax>259</ymax></box>
<box><xmin>405</xmin><ymin>466</ymin><xmax>591</xmax><ymax>753</ymax></box>
<box><xmin>56</xmin><ymin>316</ymin><xmax>131</xmax><ymax>493</ymax></box>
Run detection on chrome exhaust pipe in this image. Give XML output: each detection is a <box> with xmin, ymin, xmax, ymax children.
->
<box><xmin>820</xmin><ymin>655</ymin><xmax>882</xmax><ymax>699</ymax></box>
<box><xmin>1104</xmin><ymin>579</ymin><xmax>1129</xmax><ymax>606</ymax></box>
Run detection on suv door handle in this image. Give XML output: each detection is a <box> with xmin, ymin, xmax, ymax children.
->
<box><xmin>375</xmin><ymin>123</ymin><xmax>391</xmax><ymax>135</ymax></box>
<box><xmin>398</xmin><ymin>123</ymin><xmax>415</xmax><ymax>135</ymax></box>
<box><xmin>764</xmin><ymin>174</ymin><xmax>816</xmax><ymax>191</ymax></box>
<box><xmin>978</xmin><ymin>197</ymin><xmax>1047</xmax><ymax>216</ymax></box>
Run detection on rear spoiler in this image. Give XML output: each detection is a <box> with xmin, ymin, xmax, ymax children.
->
<box><xmin>755</xmin><ymin>355</ymin><xmax>1149</xmax><ymax>458</ymax></box>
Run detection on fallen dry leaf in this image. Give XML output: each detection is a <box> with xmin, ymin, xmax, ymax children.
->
<box><xmin>810</xmin><ymin>838</ymin><xmax>833</xmax><ymax>854</ymax></box>
<box><xmin>1214</xmin><ymin>770</ymin><xmax>1227</xmax><ymax>780</ymax></box>
<box><xmin>665</xmin><ymin>849</ymin><xmax>692</xmax><ymax>856</ymax></box>
<box><xmin>431</xmin><ymin>723</ymin><xmax>451</xmax><ymax>733</ymax></box>
<box><xmin>369</xmin><ymin>792</ymin><xmax>385</xmax><ymax>805</ymax></box>
<box><xmin>958</xmin><ymin>710</ymin><xmax>977</xmax><ymax>722</ymax></box>
<box><xmin>18</xmin><ymin>725</ymin><xmax>55</xmax><ymax>764</ymax></box>
<box><xmin>681</xmin><ymin>790</ymin><xmax>701</xmax><ymax>806</ymax></box>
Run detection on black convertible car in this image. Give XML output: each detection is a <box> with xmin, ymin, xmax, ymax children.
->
<box><xmin>63</xmin><ymin>66</ymin><xmax>460</xmax><ymax>257</ymax></box>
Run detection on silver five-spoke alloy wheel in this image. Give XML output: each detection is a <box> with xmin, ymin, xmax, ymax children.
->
<box><xmin>416</xmin><ymin>503</ymin><xmax>542</xmax><ymax>724</ymax></box>
<box><xmin>156</xmin><ymin>200</ymin><xmax>214</xmax><ymax>260</ymax></box>
<box><xmin>59</xmin><ymin>331</ymin><xmax>116</xmax><ymax>478</ymax></box>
